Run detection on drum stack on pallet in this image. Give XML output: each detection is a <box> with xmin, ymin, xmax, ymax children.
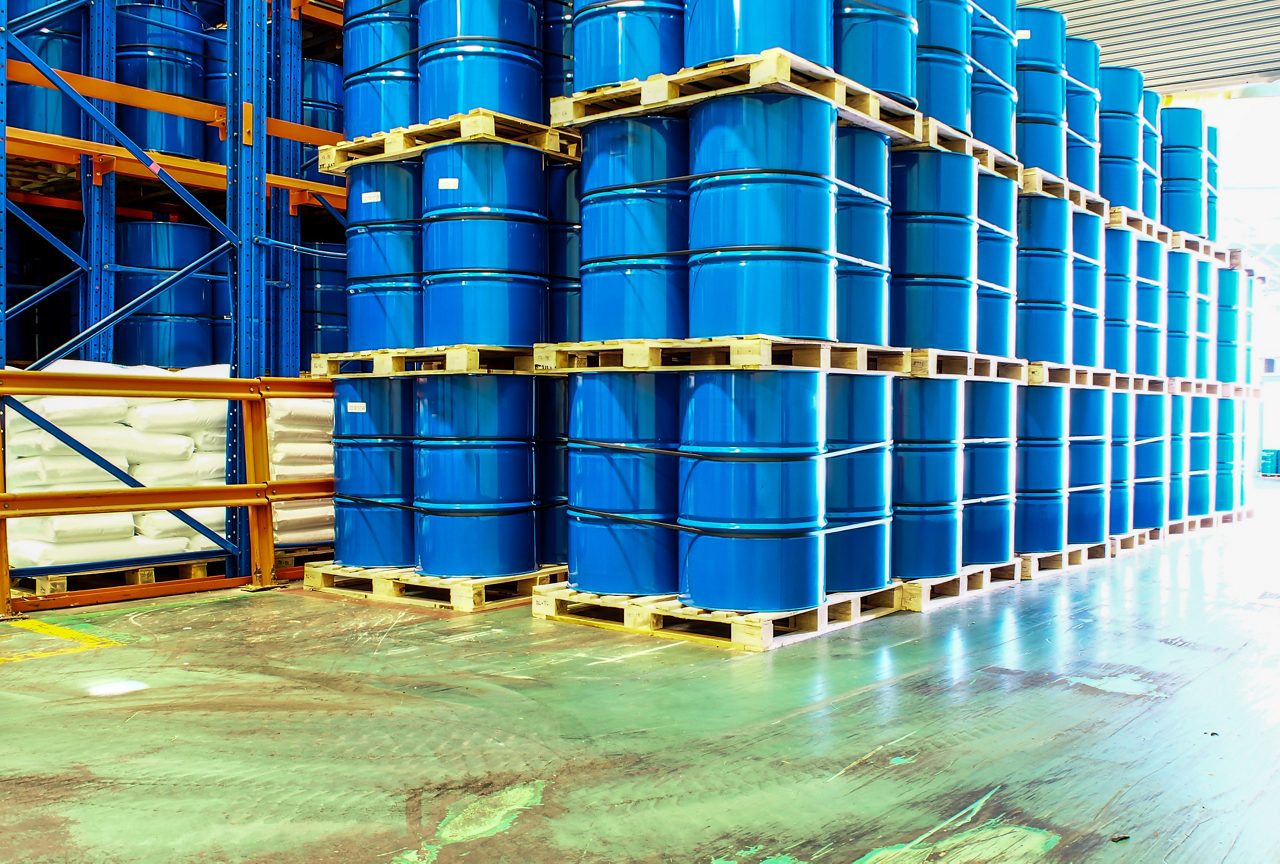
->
<box><xmin>303</xmin><ymin>1</ymin><xmax>1260</xmax><ymax>649</ymax></box>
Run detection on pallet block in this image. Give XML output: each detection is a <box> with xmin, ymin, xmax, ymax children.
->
<box><xmin>303</xmin><ymin>562</ymin><xmax>567</xmax><ymax>613</ymax></box>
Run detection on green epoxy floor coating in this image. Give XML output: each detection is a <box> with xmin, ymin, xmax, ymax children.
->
<box><xmin>3</xmin><ymin>486</ymin><xmax>1279</xmax><ymax>863</ymax></box>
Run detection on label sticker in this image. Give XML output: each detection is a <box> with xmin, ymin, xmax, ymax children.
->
<box><xmin>347</xmin><ymin>402</ymin><xmax>368</xmax><ymax>413</ymax></box>
<box><xmin>360</xmin><ymin>191</ymin><xmax>382</xmax><ymax>204</ymax></box>
<box><xmin>1016</xmin><ymin>29</ymin><xmax>1031</xmax><ymax>40</ymax></box>
<box><xmin>438</xmin><ymin>177</ymin><xmax>460</xmax><ymax>190</ymax></box>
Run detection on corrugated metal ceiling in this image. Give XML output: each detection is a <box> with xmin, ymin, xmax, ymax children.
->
<box><xmin>1022</xmin><ymin>0</ymin><xmax>1280</xmax><ymax>91</ymax></box>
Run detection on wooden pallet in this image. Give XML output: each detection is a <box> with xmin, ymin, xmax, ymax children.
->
<box><xmin>310</xmin><ymin>344</ymin><xmax>535</xmax><ymax>377</ymax></box>
<box><xmin>531</xmin><ymin>582</ymin><xmax>903</xmax><ymax>652</ymax></box>
<box><xmin>1018</xmin><ymin>542</ymin><xmax>1108</xmax><ymax>579</ymax></box>
<box><xmin>549</xmin><ymin>48</ymin><xmax>921</xmax><ymax>143</ymax></box>
<box><xmin>1164</xmin><ymin>378</ymin><xmax>1222</xmax><ymax>397</ymax></box>
<box><xmin>1107</xmin><ymin>205</ymin><xmax>1173</xmax><ymax>245</ymax></box>
<box><xmin>1171</xmin><ymin>232</ymin><xmax>1231</xmax><ymax>265</ymax></box>
<box><xmin>908</xmin><ymin>349</ymin><xmax>1028</xmax><ymax>383</ymax></box>
<box><xmin>302</xmin><ymin>561</ymin><xmax>568</xmax><ymax>613</ymax></box>
<box><xmin>1111</xmin><ymin>373</ymin><xmax>1170</xmax><ymax>394</ymax></box>
<box><xmin>1109</xmin><ymin>528</ymin><xmax>1154</xmax><ymax>557</ymax></box>
<box><xmin>902</xmin><ymin>117</ymin><xmax>1023</xmax><ymax>183</ymax></box>
<box><xmin>1027</xmin><ymin>361</ymin><xmax>1113</xmax><ymax>388</ymax></box>
<box><xmin>318</xmin><ymin>109</ymin><xmax>581</xmax><ymax>174</ymax></box>
<box><xmin>1021</xmin><ymin>168</ymin><xmax>1109</xmax><ymax>217</ymax></box>
<box><xmin>896</xmin><ymin>561</ymin><xmax>1020</xmax><ymax>613</ymax></box>
<box><xmin>274</xmin><ymin>545</ymin><xmax>334</xmax><ymax>569</ymax></box>
<box><xmin>1163</xmin><ymin>517</ymin><xmax>1205</xmax><ymax>537</ymax></box>
<box><xmin>11</xmin><ymin>557</ymin><xmax>224</xmax><ymax>598</ymax></box>
<box><xmin>533</xmin><ymin>336</ymin><xmax>912</xmax><ymax>374</ymax></box>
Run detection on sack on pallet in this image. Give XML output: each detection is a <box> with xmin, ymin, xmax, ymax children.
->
<box><xmin>7</xmin><ymin>453</ymin><xmax>130</xmax><ymax>491</ymax></box>
<box><xmin>268</xmin><ymin>423</ymin><xmax>333</xmax><ymax>444</ymax></box>
<box><xmin>7</xmin><ymin>424</ymin><xmax>133</xmax><ymax>460</ymax></box>
<box><xmin>7</xmin><ymin>513</ymin><xmax>137</xmax><ymax>544</ymax></box>
<box><xmin>275</xmin><ymin>527</ymin><xmax>334</xmax><ymax>547</ymax></box>
<box><xmin>129</xmin><ymin>451</ymin><xmax>226</xmax><ymax>487</ymax></box>
<box><xmin>192</xmin><ymin>428</ymin><xmax>229</xmax><ymax>452</ymax></box>
<box><xmin>126</xmin><ymin>400</ymin><xmax>229</xmax><ymax>433</ymax></box>
<box><xmin>175</xmin><ymin>364</ymin><xmax>231</xmax><ymax>378</ymax></box>
<box><xmin>6</xmin><ymin>396</ymin><xmax>131</xmax><ymax>433</ymax></box>
<box><xmin>270</xmin><ymin>441</ymin><xmax>334</xmax><ymax>465</ymax></box>
<box><xmin>269</xmin><ymin>462</ymin><xmax>333</xmax><ymax>481</ymax></box>
<box><xmin>8</xmin><ymin>534</ymin><xmax>190</xmax><ymax>569</ymax></box>
<box><xmin>44</xmin><ymin>360</ymin><xmax>178</xmax><ymax>407</ymax></box>
<box><xmin>273</xmin><ymin>500</ymin><xmax>334</xmax><ymax>532</ymax></box>
<box><xmin>267</xmin><ymin>398</ymin><xmax>333</xmax><ymax>428</ymax></box>
<box><xmin>133</xmin><ymin>507</ymin><xmax>227</xmax><ymax>539</ymax></box>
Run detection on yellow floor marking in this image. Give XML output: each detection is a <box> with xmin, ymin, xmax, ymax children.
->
<box><xmin>0</xmin><ymin>619</ymin><xmax>123</xmax><ymax>665</ymax></box>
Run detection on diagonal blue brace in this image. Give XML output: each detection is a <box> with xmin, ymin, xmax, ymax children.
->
<box><xmin>10</xmin><ymin>0</ymin><xmax>87</xmax><ymax>34</ymax></box>
<box><xmin>5</xmin><ymin>32</ymin><xmax>235</xmax><ymax>242</ymax></box>
<box><xmin>8</xmin><ymin>201</ymin><xmax>89</xmax><ymax>271</ymax></box>
<box><xmin>6</xmin><ymin>270</ymin><xmax>81</xmax><ymax>320</ymax></box>
<box><xmin>3</xmin><ymin>398</ymin><xmax>239</xmax><ymax>555</ymax></box>
<box><xmin>315</xmin><ymin>193</ymin><xmax>347</xmax><ymax>229</ymax></box>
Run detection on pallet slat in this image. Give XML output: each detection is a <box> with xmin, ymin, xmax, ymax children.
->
<box><xmin>910</xmin><ymin>349</ymin><xmax>1029</xmax><ymax>383</ymax></box>
<box><xmin>303</xmin><ymin>561</ymin><xmax>568</xmax><ymax>613</ymax></box>
<box><xmin>11</xmin><ymin>558</ymin><xmax>221</xmax><ymax>597</ymax></box>
<box><xmin>533</xmin><ymin>336</ymin><xmax>911</xmax><ymax>374</ymax></box>
<box><xmin>1021</xmin><ymin>168</ymin><xmax>1108</xmax><ymax>217</ymax></box>
<box><xmin>896</xmin><ymin>561</ymin><xmax>1020</xmax><ymax>613</ymax></box>
<box><xmin>311</xmin><ymin>345</ymin><xmax>536</xmax><ymax>378</ymax></box>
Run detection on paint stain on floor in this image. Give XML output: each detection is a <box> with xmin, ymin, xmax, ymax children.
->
<box><xmin>390</xmin><ymin>780</ymin><xmax>546</xmax><ymax>863</ymax></box>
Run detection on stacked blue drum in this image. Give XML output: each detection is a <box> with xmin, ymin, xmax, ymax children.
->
<box><xmin>1015</xmin><ymin>385</ymin><xmax>1068</xmax><ymax>553</ymax></box>
<box><xmin>1015</xmin><ymin>195</ymin><xmax>1072</xmax><ymax>364</ymax></box>
<box><xmin>1064</xmin><ymin>37</ymin><xmax>1100</xmax><ymax>191</ymax></box>
<box><xmin>1109</xmin><ymin>391</ymin><xmax>1134</xmax><ymax>534</ymax></box>
<box><xmin>302</xmin><ymin>60</ymin><xmax>345</xmax><ymax>183</ymax></box>
<box><xmin>1141</xmin><ymin>91</ymin><xmax>1162</xmax><ymax>220</ymax></box>
<box><xmin>689</xmin><ymin>95</ymin><xmax>838</xmax><ymax>340</ymax></box>
<box><xmin>8</xmin><ymin>0</ymin><xmax>84</xmax><ymax>137</ymax></box>
<box><xmin>414</xmin><ymin>376</ymin><xmax>537</xmax><ymax>577</ymax></box>
<box><xmin>962</xmin><ymin>380</ymin><xmax>1015</xmax><ymax>565</ymax></box>
<box><xmin>581</xmin><ymin>117</ymin><xmax>688</xmax><ymax>339</ymax></box>
<box><xmin>684</xmin><ymin>0</ymin><xmax>833</xmax><ymax>68</ymax></box>
<box><xmin>1206</xmin><ymin>127</ymin><xmax>1220</xmax><ymax>241</ymax></box>
<box><xmin>1134</xmin><ymin>239</ymin><xmax>1166</xmax><ymax>377</ymax></box>
<box><xmin>113</xmin><ymin>221</ymin><xmax>219</xmax><ymax>368</ymax></box>
<box><xmin>1013</xmin><ymin>7</ymin><xmax>1067</xmax><ymax>176</ymax></box>
<box><xmin>976</xmin><ymin>173</ymin><xmax>1017</xmax><ymax>356</ymax></box>
<box><xmin>535</xmin><ymin>376</ymin><xmax>569</xmax><ymax>565</ymax></box>
<box><xmin>1102</xmin><ymin>227</ymin><xmax>1136</xmax><ymax>373</ymax></box>
<box><xmin>1067</xmin><ymin>386</ymin><xmax>1109</xmax><ymax>544</ymax></box>
<box><xmin>568</xmin><ymin>373</ymin><xmax>679</xmax><ymax>594</ymax></box>
<box><xmin>421</xmin><ymin>141</ymin><xmax>548</xmax><ymax>347</ymax></box>
<box><xmin>1161</xmin><ymin>107</ymin><xmax>1208</xmax><ymax>236</ymax></box>
<box><xmin>836</xmin><ymin>0</ymin><xmax>919</xmax><ymax>108</ymax></box>
<box><xmin>343</xmin><ymin>0</ymin><xmax>417</xmax><ymax>138</ymax></box>
<box><xmin>1195</xmin><ymin>259</ymin><xmax>1216</xmax><ymax>379</ymax></box>
<box><xmin>679</xmin><ymin>371</ymin><xmax>826</xmax><ymax>612</ymax></box>
<box><xmin>543</xmin><ymin>0</ymin><xmax>574</xmax><ymax>104</ymax></box>
<box><xmin>547</xmin><ymin>163</ymin><xmax>582</xmax><ymax>342</ymax></box>
<box><xmin>572</xmin><ymin>0</ymin><xmax>683</xmax><ymax>91</ymax></box>
<box><xmin>836</xmin><ymin>128</ymin><xmax>892</xmax><ymax>345</ymax></box>
<box><xmin>204</xmin><ymin>29</ymin><xmax>230</xmax><ymax>162</ymax></box>
<box><xmin>891</xmin><ymin>150</ymin><xmax>978</xmax><ymax>351</ymax></box>
<box><xmin>334</xmin><ymin>378</ymin><xmax>416</xmax><ymax>567</ymax></box>
<box><xmin>1167</xmin><ymin>394</ymin><xmax>1188</xmax><ymax>522</ymax></box>
<box><xmin>118</xmin><ymin>1</ymin><xmax>207</xmax><ymax>160</ymax></box>
<box><xmin>1216</xmin><ymin>268</ymin><xmax>1243</xmax><ymax>383</ymax></box>
<box><xmin>302</xmin><ymin>243</ymin><xmax>348</xmax><ymax>356</ymax></box>
<box><xmin>916</xmin><ymin>0</ymin><xmax>974</xmax><ymax>134</ymax></box>
<box><xmin>418</xmin><ymin>0</ymin><xmax>543</xmax><ymax>123</ymax></box>
<box><xmin>1097</xmin><ymin>66</ymin><xmax>1144</xmax><ymax>211</ymax></box>
<box><xmin>969</xmin><ymin>0</ymin><xmax>1016</xmax><ymax>154</ymax></box>
<box><xmin>893</xmin><ymin>378</ymin><xmax>962</xmax><ymax>581</ymax></box>
<box><xmin>1214</xmin><ymin>397</ymin><xmax>1242</xmax><ymax>513</ymax></box>
<box><xmin>827</xmin><ymin>375</ymin><xmax>893</xmax><ymax>591</ymax></box>
<box><xmin>1188</xmin><ymin>395</ymin><xmax>1213</xmax><ymax>516</ymax></box>
<box><xmin>346</xmin><ymin>162</ymin><xmax>423</xmax><ymax>349</ymax></box>
<box><xmin>1132</xmin><ymin>392</ymin><xmax>1168</xmax><ymax>530</ymax></box>
<box><xmin>1164</xmin><ymin>250</ymin><xmax>1194</xmax><ymax>378</ymax></box>
<box><xmin>1071</xmin><ymin>211</ymin><xmax>1104</xmax><ymax>366</ymax></box>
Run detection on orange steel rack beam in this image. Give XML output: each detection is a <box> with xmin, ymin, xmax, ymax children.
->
<box><xmin>0</xmin><ymin>373</ymin><xmax>335</xmax><ymax>617</ymax></box>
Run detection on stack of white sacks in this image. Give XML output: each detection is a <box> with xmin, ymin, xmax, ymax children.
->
<box><xmin>6</xmin><ymin>360</ymin><xmax>334</xmax><ymax>570</ymax></box>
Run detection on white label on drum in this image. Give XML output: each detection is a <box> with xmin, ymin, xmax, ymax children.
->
<box><xmin>1016</xmin><ymin>29</ymin><xmax>1031</xmax><ymax>40</ymax></box>
<box><xmin>438</xmin><ymin>177</ymin><xmax>460</xmax><ymax>190</ymax></box>
<box><xmin>347</xmin><ymin>402</ymin><xmax>367</xmax><ymax>413</ymax></box>
<box><xmin>360</xmin><ymin>191</ymin><xmax>381</xmax><ymax>204</ymax></box>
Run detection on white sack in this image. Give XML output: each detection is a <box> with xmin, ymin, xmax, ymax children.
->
<box><xmin>8</xmin><ymin>454</ymin><xmax>130</xmax><ymax>491</ymax></box>
<box><xmin>133</xmin><ymin>507</ymin><xmax>227</xmax><ymax>539</ymax></box>
<box><xmin>267</xmin><ymin>423</ymin><xmax>333</xmax><ymax>444</ymax></box>
<box><xmin>7</xmin><ymin>395</ymin><xmax>131</xmax><ymax>432</ymax></box>
<box><xmin>126</xmin><ymin>400</ymin><xmax>229</xmax><ymax>433</ymax></box>
<box><xmin>176</xmin><ymin>364</ymin><xmax>231</xmax><ymax>378</ymax></box>
<box><xmin>9</xmin><ymin>535</ymin><xmax>190</xmax><ymax>569</ymax></box>
<box><xmin>274</xmin><ymin>526</ymin><xmax>335</xmax><ymax>546</ymax></box>
<box><xmin>7</xmin><ymin>424</ymin><xmax>132</xmax><ymax>460</ymax></box>
<box><xmin>192</xmin><ymin>428</ymin><xmax>229</xmax><ymax>452</ymax></box>
<box><xmin>7</xmin><ymin>513</ymin><xmax>137</xmax><ymax>543</ymax></box>
<box><xmin>267</xmin><ymin>398</ymin><xmax>333</xmax><ymax>428</ymax></box>
<box><xmin>270</xmin><ymin>442</ymin><xmax>334</xmax><ymax>465</ymax></box>
<box><xmin>273</xmin><ymin>500</ymin><xmax>334</xmax><ymax>532</ymax></box>
<box><xmin>130</xmin><ymin>452</ymin><xmax>226</xmax><ymax>486</ymax></box>
<box><xmin>269</xmin><ymin>462</ymin><xmax>333</xmax><ymax>481</ymax></box>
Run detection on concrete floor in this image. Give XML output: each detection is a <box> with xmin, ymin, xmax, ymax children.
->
<box><xmin>2</xmin><ymin>485</ymin><xmax>1278</xmax><ymax>864</ymax></box>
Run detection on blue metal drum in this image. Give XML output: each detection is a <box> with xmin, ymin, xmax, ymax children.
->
<box><xmin>836</xmin><ymin>127</ymin><xmax>891</xmax><ymax>345</ymax></box>
<box><xmin>1187</xmin><ymin>394</ymin><xmax>1212</xmax><ymax>516</ymax></box>
<box><xmin>117</xmin><ymin>2</ymin><xmax>207</xmax><ymax>160</ymax></box>
<box><xmin>836</xmin><ymin>0</ymin><xmax>918</xmax><ymax>108</ymax></box>
<box><xmin>114</xmin><ymin>221</ymin><xmax>215</xmax><ymax>368</ymax></box>
<box><xmin>976</xmin><ymin>173</ymin><xmax>1016</xmax><ymax>356</ymax></box>
<box><xmin>1103</xmin><ymin>227</ymin><xmax>1136</xmax><ymax>373</ymax></box>
<box><xmin>302</xmin><ymin>60</ymin><xmax>345</xmax><ymax>183</ymax></box>
<box><xmin>892</xmin><ymin>378</ymin><xmax>962</xmax><ymax>580</ymax></box>
<box><xmin>916</xmin><ymin>0</ymin><xmax>974</xmax><ymax>134</ymax></box>
<box><xmin>1110</xmin><ymin>390</ymin><xmax>1134</xmax><ymax>535</ymax></box>
<box><xmin>1072</xmin><ymin>211</ymin><xmax>1104</xmax><ymax>366</ymax></box>
<box><xmin>1167</xmin><ymin>393</ymin><xmax>1188</xmax><ymax>521</ymax></box>
<box><xmin>1015</xmin><ymin>195</ymin><xmax>1071</xmax><ymax>363</ymax></box>
<box><xmin>569</xmin><ymin>373</ymin><xmax>679</xmax><ymax>594</ymax></box>
<box><xmin>1015</xmin><ymin>384</ymin><xmax>1068</xmax><ymax>553</ymax></box>
<box><xmin>963</xmin><ymin>380</ymin><xmax>1015</xmax><ymax>565</ymax></box>
<box><xmin>890</xmin><ymin>150</ymin><xmax>978</xmax><ymax>351</ymax></box>
<box><xmin>346</xmin><ymin>162</ymin><xmax>423</xmax><ymax>349</ymax></box>
<box><xmin>547</xmin><ymin>163</ymin><xmax>581</xmax><ymax>341</ymax></box>
<box><xmin>1134</xmin><ymin>238</ymin><xmax>1166</xmax><ymax>377</ymax></box>
<box><xmin>1013</xmin><ymin>6</ymin><xmax>1067</xmax><ymax>175</ymax></box>
<box><xmin>302</xmin><ymin>242</ymin><xmax>349</xmax><ymax>356</ymax></box>
<box><xmin>1214</xmin><ymin>397</ymin><xmax>1240</xmax><ymax>513</ymax></box>
<box><xmin>1165</xmin><ymin>249</ymin><xmax>1193</xmax><ymax>379</ymax></box>
<box><xmin>203</xmin><ymin>28</ymin><xmax>229</xmax><ymax>162</ymax></box>
<box><xmin>1163</xmin><ymin>180</ymin><xmax>1206</xmax><ymax>236</ymax></box>
<box><xmin>581</xmin><ymin>116</ymin><xmax>689</xmax><ymax>340</ymax></box>
<box><xmin>1216</xmin><ymin>267</ymin><xmax>1242</xmax><ymax>384</ymax></box>
<box><xmin>1068</xmin><ymin>386</ymin><xmax>1110</xmax><ymax>544</ymax></box>
<box><xmin>572</xmin><ymin>0</ymin><xmax>683</xmax><ymax>91</ymax></box>
<box><xmin>1064</xmin><ymin>37</ymin><xmax>1100</xmax><ymax>191</ymax></box>
<box><xmin>971</xmin><ymin>1</ymin><xmax>1016</xmax><ymax>153</ymax></box>
<box><xmin>343</xmin><ymin>0</ymin><xmax>417</xmax><ymax>137</ymax></box>
<box><xmin>689</xmin><ymin>95</ymin><xmax>838</xmax><ymax>340</ymax></box>
<box><xmin>679</xmin><ymin>371</ymin><xmax>826</xmax><ymax>612</ymax></box>
<box><xmin>1141</xmin><ymin>90</ymin><xmax>1162</xmax><ymax>220</ymax></box>
<box><xmin>422</xmin><ymin>142</ymin><xmax>548</xmax><ymax>347</ymax></box>
<box><xmin>414</xmin><ymin>375</ymin><xmax>537</xmax><ymax>577</ymax></box>
<box><xmin>8</xmin><ymin>0</ymin><xmax>84</xmax><ymax>137</ymax></box>
<box><xmin>827</xmin><ymin>374</ymin><xmax>893</xmax><ymax>591</ymax></box>
<box><xmin>1132</xmin><ymin>392</ymin><xmax>1168</xmax><ymax>530</ymax></box>
<box><xmin>1097</xmin><ymin>65</ymin><xmax>1144</xmax><ymax>210</ymax></box>
<box><xmin>418</xmin><ymin>0</ymin><xmax>543</xmax><ymax>123</ymax></box>
<box><xmin>684</xmin><ymin>0</ymin><xmax>834</xmax><ymax>68</ymax></box>
<box><xmin>1196</xmin><ymin>258</ymin><xmax>1215</xmax><ymax>380</ymax></box>
<box><xmin>543</xmin><ymin>0</ymin><xmax>574</xmax><ymax>103</ymax></box>
<box><xmin>334</xmin><ymin>378</ymin><xmax>416</xmax><ymax>567</ymax></box>
<box><xmin>535</xmin><ymin>376</ymin><xmax>568</xmax><ymax>565</ymax></box>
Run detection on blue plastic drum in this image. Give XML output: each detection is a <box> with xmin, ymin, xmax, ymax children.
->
<box><xmin>114</xmin><ymin>221</ymin><xmax>216</xmax><ymax>368</ymax></box>
<box><xmin>536</xmin><ymin>376</ymin><xmax>569</xmax><ymax>565</ymax></box>
<box><xmin>572</xmin><ymin>0</ymin><xmax>684</xmax><ymax>91</ymax></box>
<box><xmin>684</xmin><ymin>0</ymin><xmax>834</xmax><ymax>68</ymax></box>
<box><xmin>976</xmin><ymin>173</ymin><xmax>1017</xmax><ymax>357</ymax></box>
<box><xmin>1068</xmin><ymin>386</ymin><xmax>1110</xmax><ymax>544</ymax></box>
<box><xmin>836</xmin><ymin>127</ymin><xmax>891</xmax><ymax>345</ymax></box>
<box><xmin>827</xmin><ymin>374</ymin><xmax>893</xmax><ymax>591</ymax></box>
<box><xmin>302</xmin><ymin>242</ymin><xmax>348</xmax><ymax>357</ymax></box>
<box><xmin>893</xmin><ymin>378</ymin><xmax>963</xmax><ymax>580</ymax></box>
<box><xmin>916</xmin><ymin>0</ymin><xmax>974</xmax><ymax>133</ymax></box>
<box><xmin>343</xmin><ymin>0</ymin><xmax>417</xmax><ymax>137</ymax></box>
<box><xmin>117</xmin><ymin>2</ymin><xmax>206</xmax><ymax>160</ymax></box>
<box><xmin>1132</xmin><ymin>392</ymin><xmax>1169</xmax><ymax>529</ymax></box>
<box><xmin>1016</xmin><ymin>384</ymin><xmax>1068</xmax><ymax>552</ymax></box>
<box><xmin>346</xmin><ymin>162</ymin><xmax>423</xmax><ymax>349</ymax></box>
<box><xmin>963</xmin><ymin>380</ymin><xmax>1015</xmax><ymax>565</ymax></box>
<box><xmin>9</xmin><ymin>0</ymin><xmax>83</xmax><ymax>137</ymax></box>
<box><xmin>302</xmin><ymin>60</ymin><xmax>345</xmax><ymax>183</ymax></box>
<box><xmin>836</xmin><ymin>0</ymin><xmax>918</xmax><ymax>108</ymax></box>
<box><xmin>543</xmin><ymin>0</ymin><xmax>574</xmax><ymax>102</ymax></box>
